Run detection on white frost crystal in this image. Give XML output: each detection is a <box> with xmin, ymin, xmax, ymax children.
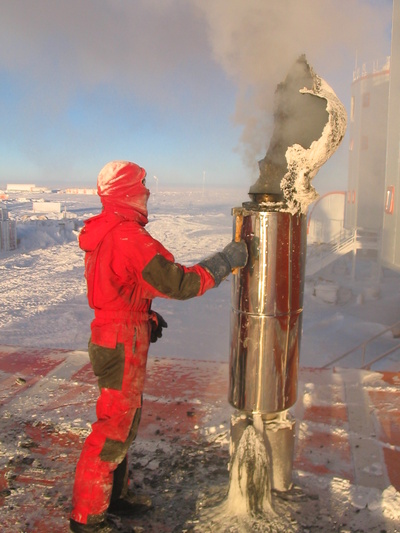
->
<box><xmin>282</xmin><ymin>75</ymin><xmax>347</xmax><ymax>214</ymax></box>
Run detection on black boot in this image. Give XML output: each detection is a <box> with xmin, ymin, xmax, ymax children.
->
<box><xmin>69</xmin><ymin>518</ymin><xmax>117</xmax><ymax>532</ymax></box>
<box><xmin>107</xmin><ymin>491</ymin><xmax>152</xmax><ymax>516</ymax></box>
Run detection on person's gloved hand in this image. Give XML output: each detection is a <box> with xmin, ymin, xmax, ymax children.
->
<box><xmin>199</xmin><ymin>240</ymin><xmax>248</xmax><ymax>286</ymax></box>
<box><xmin>222</xmin><ymin>240</ymin><xmax>248</xmax><ymax>270</ymax></box>
<box><xmin>150</xmin><ymin>311</ymin><xmax>168</xmax><ymax>343</ymax></box>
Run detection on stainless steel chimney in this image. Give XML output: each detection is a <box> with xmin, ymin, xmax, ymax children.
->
<box><xmin>224</xmin><ymin>55</ymin><xmax>347</xmax><ymax>507</ymax></box>
<box><xmin>229</xmin><ymin>201</ymin><xmax>307</xmax><ymax>415</ymax></box>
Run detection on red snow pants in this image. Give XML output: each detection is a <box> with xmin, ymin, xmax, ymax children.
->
<box><xmin>71</xmin><ymin>319</ymin><xmax>150</xmax><ymax>525</ymax></box>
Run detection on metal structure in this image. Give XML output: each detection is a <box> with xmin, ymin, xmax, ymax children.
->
<box><xmin>228</xmin><ymin>199</ymin><xmax>307</xmax><ymax>492</ymax></box>
<box><xmin>0</xmin><ymin>208</ymin><xmax>17</xmax><ymax>251</ymax></box>
<box><xmin>229</xmin><ymin>203</ymin><xmax>306</xmax><ymax>414</ymax></box>
<box><xmin>224</xmin><ymin>55</ymin><xmax>346</xmax><ymax>509</ymax></box>
<box><xmin>381</xmin><ymin>1</ymin><xmax>400</xmax><ymax>271</ymax></box>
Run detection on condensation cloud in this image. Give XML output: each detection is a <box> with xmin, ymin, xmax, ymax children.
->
<box><xmin>193</xmin><ymin>0</ymin><xmax>392</xmax><ymax>170</ymax></box>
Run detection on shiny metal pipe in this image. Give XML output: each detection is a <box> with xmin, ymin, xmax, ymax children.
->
<box><xmin>229</xmin><ymin>204</ymin><xmax>307</xmax><ymax>413</ymax></box>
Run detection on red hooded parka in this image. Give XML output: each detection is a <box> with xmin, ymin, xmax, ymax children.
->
<box><xmin>71</xmin><ymin>161</ymin><xmax>215</xmax><ymax>525</ymax></box>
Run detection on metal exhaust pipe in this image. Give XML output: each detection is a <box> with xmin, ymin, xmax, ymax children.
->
<box><xmin>219</xmin><ymin>55</ymin><xmax>347</xmax><ymax>518</ymax></box>
<box><xmin>229</xmin><ymin>202</ymin><xmax>306</xmax><ymax>414</ymax></box>
<box><xmin>228</xmin><ymin>198</ymin><xmax>306</xmax><ymax>491</ymax></box>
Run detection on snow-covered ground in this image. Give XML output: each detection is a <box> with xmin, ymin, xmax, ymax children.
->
<box><xmin>0</xmin><ymin>187</ymin><xmax>399</xmax><ymax>533</ymax></box>
<box><xmin>1</xmin><ymin>187</ymin><xmax>399</xmax><ymax>371</ymax></box>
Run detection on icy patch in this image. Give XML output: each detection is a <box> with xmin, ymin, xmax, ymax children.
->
<box><xmin>344</xmin><ymin>481</ymin><xmax>400</xmax><ymax>520</ymax></box>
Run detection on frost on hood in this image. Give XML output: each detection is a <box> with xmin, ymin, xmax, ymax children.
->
<box><xmin>249</xmin><ymin>55</ymin><xmax>347</xmax><ymax>214</ymax></box>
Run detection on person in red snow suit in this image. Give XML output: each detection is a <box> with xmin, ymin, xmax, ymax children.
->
<box><xmin>69</xmin><ymin>161</ymin><xmax>248</xmax><ymax>533</ymax></box>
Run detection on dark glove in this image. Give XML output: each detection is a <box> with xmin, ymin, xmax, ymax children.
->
<box><xmin>150</xmin><ymin>311</ymin><xmax>168</xmax><ymax>343</ymax></box>
<box><xmin>222</xmin><ymin>241</ymin><xmax>248</xmax><ymax>269</ymax></box>
<box><xmin>199</xmin><ymin>240</ymin><xmax>248</xmax><ymax>287</ymax></box>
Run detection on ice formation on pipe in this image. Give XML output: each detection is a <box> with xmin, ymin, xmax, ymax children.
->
<box><xmin>249</xmin><ymin>55</ymin><xmax>347</xmax><ymax>214</ymax></box>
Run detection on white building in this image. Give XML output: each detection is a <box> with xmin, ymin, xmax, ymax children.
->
<box><xmin>6</xmin><ymin>184</ymin><xmax>50</xmax><ymax>193</ymax></box>
<box><xmin>381</xmin><ymin>0</ymin><xmax>400</xmax><ymax>272</ymax></box>
<box><xmin>341</xmin><ymin>1</ymin><xmax>400</xmax><ymax>278</ymax></box>
<box><xmin>0</xmin><ymin>207</ymin><xmax>17</xmax><ymax>251</ymax></box>
<box><xmin>32</xmin><ymin>201</ymin><xmax>62</xmax><ymax>214</ymax></box>
<box><xmin>310</xmin><ymin>3</ymin><xmax>399</xmax><ymax>279</ymax></box>
<box><xmin>6</xmin><ymin>183</ymin><xmax>37</xmax><ymax>192</ymax></box>
<box><xmin>344</xmin><ymin>58</ymin><xmax>390</xmax><ymax>233</ymax></box>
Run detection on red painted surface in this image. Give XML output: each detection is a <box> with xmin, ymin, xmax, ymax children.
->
<box><xmin>383</xmin><ymin>447</ymin><xmax>400</xmax><ymax>490</ymax></box>
<box><xmin>294</xmin><ymin>428</ymin><xmax>354</xmax><ymax>482</ymax></box>
<box><xmin>303</xmin><ymin>404</ymin><xmax>349</xmax><ymax>426</ymax></box>
<box><xmin>368</xmin><ymin>389</ymin><xmax>400</xmax><ymax>446</ymax></box>
<box><xmin>0</xmin><ymin>347</ymin><xmax>399</xmax><ymax>531</ymax></box>
<box><xmin>0</xmin><ymin>348</ymin><xmax>68</xmax><ymax>374</ymax></box>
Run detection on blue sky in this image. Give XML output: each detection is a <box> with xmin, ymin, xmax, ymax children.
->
<box><xmin>0</xmin><ymin>0</ymin><xmax>393</xmax><ymax>193</ymax></box>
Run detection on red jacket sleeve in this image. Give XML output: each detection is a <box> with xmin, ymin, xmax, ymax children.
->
<box><xmin>141</xmin><ymin>253</ymin><xmax>215</xmax><ymax>300</ymax></box>
<box><xmin>115</xmin><ymin>223</ymin><xmax>215</xmax><ymax>301</ymax></box>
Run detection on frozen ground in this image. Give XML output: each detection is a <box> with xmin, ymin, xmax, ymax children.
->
<box><xmin>0</xmin><ymin>187</ymin><xmax>399</xmax><ymax>533</ymax></box>
<box><xmin>0</xmin><ymin>187</ymin><xmax>399</xmax><ymax>371</ymax></box>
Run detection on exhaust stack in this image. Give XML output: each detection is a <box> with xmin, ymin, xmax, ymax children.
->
<box><xmin>226</xmin><ymin>55</ymin><xmax>347</xmax><ymax>511</ymax></box>
<box><xmin>229</xmin><ymin>198</ymin><xmax>306</xmax><ymax>494</ymax></box>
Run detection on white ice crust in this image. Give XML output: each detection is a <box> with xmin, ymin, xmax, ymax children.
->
<box><xmin>282</xmin><ymin>76</ymin><xmax>347</xmax><ymax>214</ymax></box>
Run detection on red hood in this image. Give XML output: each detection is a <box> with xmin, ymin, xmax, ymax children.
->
<box><xmin>97</xmin><ymin>160</ymin><xmax>150</xmax><ymax>220</ymax></box>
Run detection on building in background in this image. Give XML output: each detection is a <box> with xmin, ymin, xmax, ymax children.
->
<box><xmin>0</xmin><ymin>207</ymin><xmax>17</xmax><ymax>251</ymax></box>
<box><xmin>308</xmin><ymin>2</ymin><xmax>400</xmax><ymax>280</ymax></box>
<box><xmin>6</xmin><ymin>184</ymin><xmax>50</xmax><ymax>193</ymax></box>
<box><xmin>32</xmin><ymin>201</ymin><xmax>63</xmax><ymax>214</ymax></box>
<box><xmin>381</xmin><ymin>0</ymin><xmax>400</xmax><ymax>272</ymax></box>
<box><xmin>344</xmin><ymin>57</ymin><xmax>390</xmax><ymax>233</ymax></box>
<box><xmin>6</xmin><ymin>184</ymin><xmax>37</xmax><ymax>192</ymax></box>
<box><xmin>333</xmin><ymin>1</ymin><xmax>400</xmax><ymax>277</ymax></box>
